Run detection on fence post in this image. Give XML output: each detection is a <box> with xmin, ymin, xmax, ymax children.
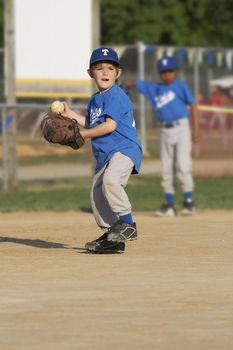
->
<box><xmin>2</xmin><ymin>110</ymin><xmax>8</xmax><ymax>192</ymax></box>
<box><xmin>193</xmin><ymin>48</ymin><xmax>199</xmax><ymax>101</ymax></box>
<box><xmin>4</xmin><ymin>0</ymin><xmax>18</xmax><ymax>191</ymax></box>
<box><xmin>137</xmin><ymin>42</ymin><xmax>147</xmax><ymax>155</ymax></box>
<box><xmin>193</xmin><ymin>48</ymin><xmax>200</xmax><ymax>157</ymax></box>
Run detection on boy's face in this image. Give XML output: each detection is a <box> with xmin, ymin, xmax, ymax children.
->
<box><xmin>160</xmin><ymin>70</ymin><xmax>177</xmax><ymax>84</ymax></box>
<box><xmin>88</xmin><ymin>61</ymin><xmax>122</xmax><ymax>92</ymax></box>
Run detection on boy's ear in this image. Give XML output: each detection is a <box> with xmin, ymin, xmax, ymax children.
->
<box><xmin>87</xmin><ymin>69</ymin><xmax>93</xmax><ymax>78</ymax></box>
<box><xmin>116</xmin><ymin>68</ymin><xmax>122</xmax><ymax>79</ymax></box>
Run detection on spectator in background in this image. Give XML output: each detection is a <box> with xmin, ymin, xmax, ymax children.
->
<box><xmin>208</xmin><ymin>85</ymin><xmax>225</xmax><ymax>105</ymax></box>
<box><xmin>225</xmin><ymin>86</ymin><xmax>233</xmax><ymax>129</ymax></box>
<box><xmin>208</xmin><ymin>85</ymin><xmax>228</xmax><ymax>147</ymax></box>
<box><xmin>229</xmin><ymin>86</ymin><xmax>233</xmax><ymax>103</ymax></box>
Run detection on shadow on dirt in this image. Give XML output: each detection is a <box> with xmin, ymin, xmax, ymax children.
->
<box><xmin>0</xmin><ymin>236</ymin><xmax>70</xmax><ymax>249</ymax></box>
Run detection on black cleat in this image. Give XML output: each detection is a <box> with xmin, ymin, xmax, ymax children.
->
<box><xmin>181</xmin><ymin>200</ymin><xmax>196</xmax><ymax>215</ymax></box>
<box><xmin>155</xmin><ymin>203</ymin><xmax>176</xmax><ymax>217</ymax></box>
<box><xmin>107</xmin><ymin>221</ymin><xmax>137</xmax><ymax>243</ymax></box>
<box><xmin>85</xmin><ymin>231</ymin><xmax>109</xmax><ymax>251</ymax></box>
<box><xmin>87</xmin><ymin>238</ymin><xmax>125</xmax><ymax>254</ymax></box>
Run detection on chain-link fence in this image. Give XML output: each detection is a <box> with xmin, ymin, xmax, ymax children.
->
<box><xmin>0</xmin><ymin>103</ymin><xmax>94</xmax><ymax>191</ymax></box>
<box><xmin>0</xmin><ymin>50</ymin><xmax>4</xmax><ymax>101</ymax></box>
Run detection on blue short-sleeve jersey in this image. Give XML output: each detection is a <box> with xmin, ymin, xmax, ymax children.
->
<box><xmin>86</xmin><ymin>85</ymin><xmax>143</xmax><ymax>174</ymax></box>
<box><xmin>136</xmin><ymin>79</ymin><xmax>195</xmax><ymax>122</ymax></box>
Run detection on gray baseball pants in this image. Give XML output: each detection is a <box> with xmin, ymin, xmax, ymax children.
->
<box><xmin>91</xmin><ymin>152</ymin><xmax>134</xmax><ymax>229</ymax></box>
<box><xmin>160</xmin><ymin>118</ymin><xmax>194</xmax><ymax>194</ymax></box>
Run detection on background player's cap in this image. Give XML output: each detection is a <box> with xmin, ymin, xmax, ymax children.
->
<box><xmin>89</xmin><ymin>47</ymin><xmax>121</xmax><ymax>68</ymax></box>
<box><xmin>157</xmin><ymin>56</ymin><xmax>178</xmax><ymax>73</ymax></box>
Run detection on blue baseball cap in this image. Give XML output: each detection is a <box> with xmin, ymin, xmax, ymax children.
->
<box><xmin>89</xmin><ymin>47</ymin><xmax>121</xmax><ymax>68</ymax></box>
<box><xmin>157</xmin><ymin>56</ymin><xmax>178</xmax><ymax>73</ymax></box>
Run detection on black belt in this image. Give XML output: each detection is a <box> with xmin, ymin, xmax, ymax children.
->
<box><xmin>160</xmin><ymin>121</ymin><xmax>180</xmax><ymax>128</ymax></box>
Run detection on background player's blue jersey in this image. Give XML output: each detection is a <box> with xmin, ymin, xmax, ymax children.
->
<box><xmin>86</xmin><ymin>85</ymin><xmax>143</xmax><ymax>174</ymax></box>
<box><xmin>136</xmin><ymin>79</ymin><xmax>195</xmax><ymax>122</ymax></box>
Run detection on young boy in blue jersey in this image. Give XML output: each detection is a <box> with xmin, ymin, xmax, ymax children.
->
<box><xmin>62</xmin><ymin>47</ymin><xmax>143</xmax><ymax>253</ymax></box>
<box><xmin>124</xmin><ymin>56</ymin><xmax>199</xmax><ymax>216</ymax></box>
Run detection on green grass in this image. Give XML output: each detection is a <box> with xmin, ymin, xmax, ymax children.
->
<box><xmin>0</xmin><ymin>176</ymin><xmax>232</xmax><ymax>212</ymax></box>
<box><xmin>146</xmin><ymin>139</ymin><xmax>160</xmax><ymax>159</ymax></box>
<box><xmin>128</xmin><ymin>176</ymin><xmax>233</xmax><ymax>211</ymax></box>
<box><xmin>18</xmin><ymin>153</ymin><xmax>92</xmax><ymax>166</ymax></box>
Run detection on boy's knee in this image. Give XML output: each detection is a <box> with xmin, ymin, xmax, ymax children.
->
<box><xmin>178</xmin><ymin>165</ymin><xmax>192</xmax><ymax>176</ymax></box>
<box><xmin>102</xmin><ymin>174</ymin><xmax>118</xmax><ymax>192</ymax></box>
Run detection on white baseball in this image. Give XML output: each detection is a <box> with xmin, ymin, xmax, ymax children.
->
<box><xmin>51</xmin><ymin>101</ymin><xmax>65</xmax><ymax>114</ymax></box>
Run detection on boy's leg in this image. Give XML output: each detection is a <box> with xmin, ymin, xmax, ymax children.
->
<box><xmin>176</xmin><ymin>119</ymin><xmax>194</xmax><ymax>193</ymax></box>
<box><xmin>155</xmin><ymin>129</ymin><xmax>176</xmax><ymax>217</ymax></box>
<box><xmin>160</xmin><ymin>129</ymin><xmax>176</xmax><ymax>196</ymax></box>
<box><xmin>176</xmin><ymin>119</ymin><xmax>195</xmax><ymax>214</ymax></box>
<box><xmin>103</xmin><ymin>152</ymin><xmax>133</xmax><ymax>216</ymax></box>
<box><xmin>103</xmin><ymin>152</ymin><xmax>137</xmax><ymax>242</ymax></box>
<box><xmin>91</xmin><ymin>164</ymin><xmax>118</xmax><ymax>229</ymax></box>
<box><xmin>86</xmin><ymin>154</ymin><xmax>135</xmax><ymax>251</ymax></box>
<box><xmin>86</xmin><ymin>165</ymin><xmax>122</xmax><ymax>252</ymax></box>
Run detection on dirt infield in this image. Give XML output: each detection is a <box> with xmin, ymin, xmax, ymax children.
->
<box><xmin>1</xmin><ymin>211</ymin><xmax>233</xmax><ymax>350</ymax></box>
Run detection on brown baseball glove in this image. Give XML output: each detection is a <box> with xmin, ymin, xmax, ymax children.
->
<box><xmin>41</xmin><ymin>112</ymin><xmax>85</xmax><ymax>150</ymax></box>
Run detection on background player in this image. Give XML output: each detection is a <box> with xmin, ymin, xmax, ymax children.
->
<box><xmin>62</xmin><ymin>47</ymin><xmax>143</xmax><ymax>253</ymax></box>
<box><xmin>124</xmin><ymin>56</ymin><xmax>199</xmax><ymax>216</ymax></box>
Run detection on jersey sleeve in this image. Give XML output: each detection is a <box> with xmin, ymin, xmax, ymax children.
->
<box><xmin>136</xmin><ymin>80</ymin><xmax>156</xmax><ymax>101</ymax></box>
<box><xmin>102</xmin><ymin>93</ymin><xmax>128</xmax><ymax>123</ymax></box>
<box><xmin>136</xmin><ymin>80</ymin><xmax>151</xmax><ymax>98</ymax></box>
<box><xmin>181</xmin><ymin>81</ymin><xmax>195</xmax><ymax>105</ymax></box>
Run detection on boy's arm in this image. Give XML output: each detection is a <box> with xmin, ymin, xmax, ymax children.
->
<box><xmin>189</xmin><ymin>104</ymin><xmax>200</xmax><ymax>144</ymax></box>
<box><xmin>121</xmin><ymin>80</ymin><xmax>136</xmax><ymax>90</ymax></box>
<box><xmin>80</xmin><ymin>117</ymin><xmax>116</xmax><ymax>139</ymax></box>
<box><xmin>62</xmin><ymin>101</ymin><xmax>89</xmax><ymax>128</ymax></box>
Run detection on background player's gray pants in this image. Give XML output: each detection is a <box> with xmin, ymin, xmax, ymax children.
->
<box><xmin>160</xmin><ymin>118</ymin><xmax>194</xmax><ymax>194</ymax></box>
<box><xmin>91</xmin><ymin>152</ymin><xmax>134</xmax><ymax>229</ymax></box>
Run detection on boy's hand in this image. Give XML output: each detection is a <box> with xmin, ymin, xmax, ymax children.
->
<box><xmin>60</xmin><ymin>101</ymin><xmax>72</xmax><ymax>118</ymax></box>
<box><xmin>59</xmin><ymin>101</ymin><xmax>88</xmax><ymax>128</ymax></box>
<box><xmin>121</xmin><ymin>80</ymin><xmax>136</xmax><ymax>90</ymax></box>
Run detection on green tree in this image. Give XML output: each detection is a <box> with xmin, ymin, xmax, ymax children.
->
<box><xmin>101</xmin><ymin>0</ymin><xmax>233</xmax><ymax>46</ymax></box>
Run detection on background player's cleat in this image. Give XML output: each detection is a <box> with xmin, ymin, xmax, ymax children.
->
<box><xmin>181</xmin><ymin>201</ymin><xmax>196</xmax><ymax>215</ymax></box>
<box><xmin>107</xmin><ymin>221</ymin><xmax>137</xmax><ymax>243</ymax></box>
<box><xmin>87</xmin><ymin>238</ymin><xmax>125</xmax><ymax>254</ymax></box>
<box><xmin>85</xmin><ymin>230</ymin><xmax>110</xmax><ymax>251</ymax></box>
<box><xmin>155</xmin><ymin>203</ymin><xmax>176</xmax><ymax>217</ymax></box>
